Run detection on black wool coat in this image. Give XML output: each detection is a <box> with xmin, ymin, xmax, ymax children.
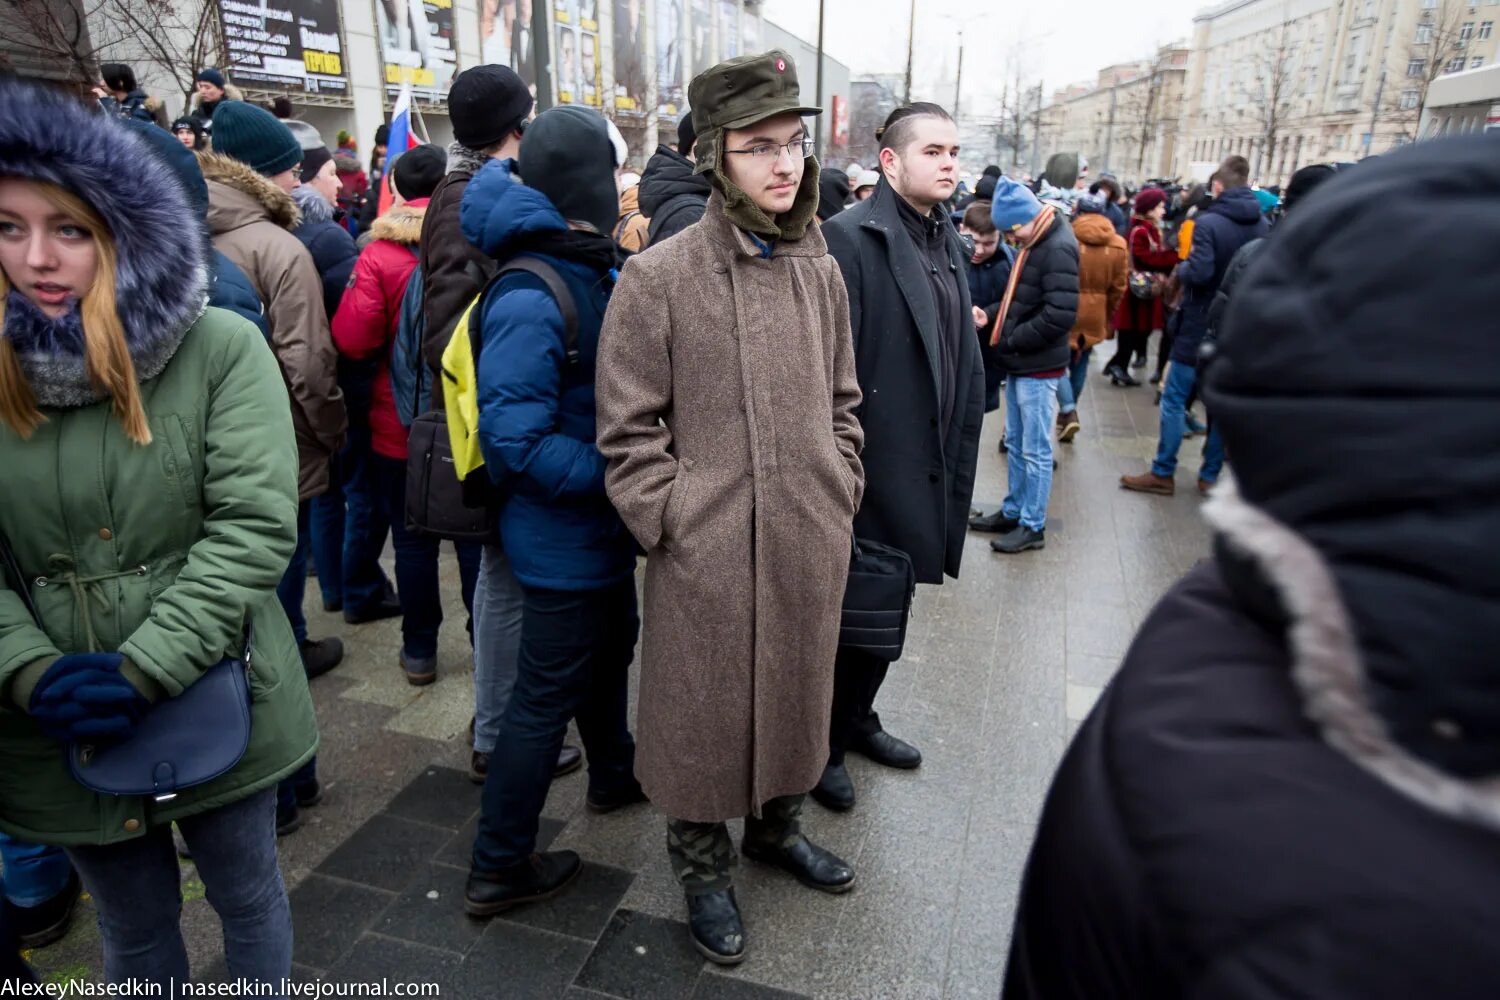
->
<box><xmin>823</xmin><ymin>179</ymin><xmax>984</xmax><ymax>585</ymax></box>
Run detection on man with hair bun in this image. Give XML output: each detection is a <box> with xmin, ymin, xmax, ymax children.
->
<box><xmin>818</xmin><ymin>103</ymin><xmax>985</xmax><ymax>811</ymax></box>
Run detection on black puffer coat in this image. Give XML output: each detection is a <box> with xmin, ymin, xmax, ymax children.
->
<box><xmin>639</xmin><ymin>144</ymin><xmax>710</xmax><ymax>247</ymax></box>
<box><xmin>1004</xmin><ymin>135</ymin><xmax>1500</xmax><ymax>999</ymax></box>
<box><xmin>994</xmin><ymin>212</ymin><xmax>1078</xmax><ymax>375</ymax></box>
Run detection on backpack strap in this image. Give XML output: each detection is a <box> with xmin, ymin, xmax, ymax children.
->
<box><xmin>477</xmin><ymin>257</ymin><xmax>581</xmax><ymax>367</ymax></box>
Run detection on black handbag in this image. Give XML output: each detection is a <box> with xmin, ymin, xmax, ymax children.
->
<box><xmin>1</xmin><ymin>526</ymin><xmax>253</xmax><ymax>803</ymax></box>
<box><xmin>839</xmin><ymin>538</ymin><xmax>916</xmax><ymax>661</ymax></box>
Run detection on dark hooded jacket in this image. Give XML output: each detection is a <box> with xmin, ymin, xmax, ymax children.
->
<box><xmin>817</xmin><ymin>170</ymin><xmax>850</xmax><ymax>222</ymax></box>
<box><xmin>994</xmin><ymin>212</ymin><xmax>1079</xmax><ymax>375</ymax></box>
<box><xmin>419</xmin><ymin>142</ymin><xmax>496</xmax><ymax>374</ymax></box>
<box><xmin>1172</xmin><ymin>185</ymin><xmax>1267</xmax><ymax>365</ymax></box>
<box><xmin>291</xmin><ymin>185</ymin><xmax>359</xmax><ymax>320</ymax></box>
<box><xmin>639</xmin><ymin>144</ymin><xmax>711</xmax><ymax>247</ymax></box>
<box><xmin>1004</xmin><ymin>135</ymin><xmax>1500</xmax><ymax>1000</ymax></box>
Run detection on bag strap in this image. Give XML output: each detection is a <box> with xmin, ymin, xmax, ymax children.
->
<box><xmin>492</xmin><ymin>257</ymin><xmax>580</xmax><ymax>366</ymax></box>
<box><xmin>0</xmin><ymin>527</ymin><xmax>40</xmax><ymax>625</ymax></box>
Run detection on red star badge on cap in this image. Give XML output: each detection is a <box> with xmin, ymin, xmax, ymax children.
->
<box><xmin>775</xmin><ymin>58</ymin><xmax>786</xmax><ymax>73</ymax></box>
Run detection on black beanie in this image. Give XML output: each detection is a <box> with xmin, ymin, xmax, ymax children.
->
<box><xmin>300</xmin><ymin>144</ymin><xmax>334</xmax><ymax>184</ymax></box>
<box><xmin>677</xmin><ymin>112</ymin><xmax>696</xmax><ymax>155</ymax></box>
<box><xmin>392</xmin><ymin>143</ymin><xmax>446</xmax><ymax>201</ymax></box>
<box><xmin>519</xmin><ymin>106</ymin><xmax>618</xmax><ymax>236</ymax></box>
<box><xmin>375</xmin><ymin>123</ymin><xmax>391</xmax><ymax>147</ymax></box>
<box><xmin>449</xmin><ymin>65</ymin><xmax>534</xmax><ymax>150</ymax></box>
<box><xmin>1283</xmin><ymin>164</ymin><xmax>1336</xmax><ymax>213</ymax></box>
<box><xmin>196</xmin><ymin>67</ymin><xmax>227</xmax><ymax>89</ymax></box>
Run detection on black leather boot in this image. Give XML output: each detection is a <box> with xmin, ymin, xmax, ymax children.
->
<box><xmin>810</xmin><ymin>763</ymin><xmax>855</xmax><ymax>811</ymax></box>
<box><xmin>686</xmin><ymin>888</ymin><xmax>746</xmax><ymax>965</ymax></box>
<box><xmin>465</xmin><ymin>850</ymin><xmax>582</xmax><ymax>917</ymax></box>
<box><xmin>742</xmin><ymin>835</ymin><xmax>855</xmax><ymax>894</ymax></box>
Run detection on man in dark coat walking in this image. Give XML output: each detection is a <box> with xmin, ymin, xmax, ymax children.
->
<box><xmin>818</xmin><ymin>102</ymin><xmax>984</xmax><ymax>811</ymax></box>
<box><xmin>1004</xmin><ymin>133</ymin><xmax>1500</xmax><ymax>1000</ymax></box>
<box><xmin>638</xmin><ymin>113</ymin><xmax>712</xmax><ymax>247</ymax></box>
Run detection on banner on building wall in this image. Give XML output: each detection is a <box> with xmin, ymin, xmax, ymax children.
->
<box><xmin>689</xmin><ymin>0</ymin><xmax>713</xmax><ymax>77</ymax></box>
<box><xmin>218</xmin><ymin>0</ymin><xmax>349</xmax><ymax>94</ymax></box>
<box><xmin>719</xmin><ymin>0</ymin><xmax>738</xmax><ymax>58</ymax></box>
<box><xmin>832</xmin><ymin>94</ymin><xmax>849</xmax><ymax>146</ymax></box>
<box><xmin>376</xmin><ymin>0</ymin><xmax>458</xmax><ymax>100</ymax></box>
<box><xmin>553</xmin><ymin>1</ymin><xmax>603</xmax><ymax>106</ymax></box>
<box><xmin>478</xmin><ymin>0</ymin><xmax>538</xmax><ymax>95</ymax></box>
<box><xmin>657</xmin><ymin>0</ymin><xmax>685</xmax><ymax>116</ymax></box>
<box><xmin>613</xmin><ymin>0</ymin><xmax>649</xmax><ymax>111</ymax></box>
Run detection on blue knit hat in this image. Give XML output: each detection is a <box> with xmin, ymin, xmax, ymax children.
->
<box><xmin>195</xmin><ymin>67</ymin><xmax>227</xmax><ymax>89</ymax></box>
<box><xmin>991</xmin><ymin>176</ymin><xmax>1043</xmax><ymax>233</ymax></box>
<box><xmin>211</xmin><ymin>101</ymin><xmax>302</xmax><ymax>177</ymax></box>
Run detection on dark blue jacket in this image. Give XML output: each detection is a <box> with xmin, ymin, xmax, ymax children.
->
<box><xmin>967</xmin><ymin>248</ymin><xmax>1013</xmax><ymax>373</ymax></box>
<box><xmin>292</xmin><ymin>186</ymin><xmax>358</xmax><ymax>320</ymax></box>
<box><xmin>210</xmin><ymin>249</ymin><xmax>267</xmax><ymax>338</ymax></box>
<box><xmin>1173</xmin><ymin>187</ymin><xmax>1268</xmax><ymax>365</ymax></box>
<box><xmin>460</xmin><ymin>159</ymin><xmax>635</xmax><ymax>591</ymax></box>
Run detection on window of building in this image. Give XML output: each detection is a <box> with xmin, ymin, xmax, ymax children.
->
<box><xmin>1408</xmin><ymin>57</ymin><xmax>1428</xmax><ymax>75</ymax></box>
<box><xmin>1399</xmin><ymin>88</ymin><xmax>1420</xmax><ymax>108</ymax></box>
<box><xmin>1460</xmin><ymin>21</ymin><xmax>1474</xmax><ymax>38</ymax></box>
<box><xmin>1472</xmin><ymin>55</ymin><xmax>1486</xmax><ymax>67</ymax></box>
<box><xmin>1422</xmin><ymin>0</ymin><xmax>1438</xmax><ymax>9</ymax></box>
<box><xmin>1416</xmin><ymin>23</ymin><xmax>1433</xmax><ymax>42</ymax></box>
<box><xmin>1448</xmin><ymin>55</ymin><xmax>1468</xmax><ymax>71</ymax></box>
<box><xmin>1479</xmin><ymin>20</ymin><xmax>1494</xmax><ymax>38</ymax></box>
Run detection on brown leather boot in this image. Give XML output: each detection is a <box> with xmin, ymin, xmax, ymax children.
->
<box><xmin>1120</xmin><ymin>471</ymin><xmax>1175</xmax><ymax>496</ymax></box>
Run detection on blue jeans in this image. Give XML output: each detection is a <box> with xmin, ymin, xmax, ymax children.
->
<box><xmin>1152</xmin><ymin>362</ymin><xmax>1225</xmax><ymax>482</ymax></box>
<box><xmin>1056</xmin><ymin>347</ymin><xmax>1091</xmax><ymax>415</ymax></box>
<box><xmin>310</xmin><ymin>427</ymin><xmax>393</xmax><ymax>614</ymax></box>
<box><xmin>276</xmin><ymin>501</ymin><xmax>313</xmax><ymax>647</ymax></box>
<box><xmin>370</xmin><ymin>455</ymin><xmax>482</xmax><ymax>660</ymax></box>
<box><xmin>472</xmin><ymin>544</ymin><xmax>525</xmax><ymax>755</ymax></box>
<box><xmin>64</xmin><ymin>788</ymin><xmax>290</xmax><ymax>989</ymax></box>
<box><xmin>1001</xmin><ymin>375</ymin><xmax>1061</xmax><ymax>532</ymax></box>
<box><xmin>472</xmin><ymin>580</ymin><xmax>639</xmax><ymax>871</ymax></box>
<box><xmin>0</xmin><ymin>833</ymin><xmax>73</xmax><ymax>908</ymax></box>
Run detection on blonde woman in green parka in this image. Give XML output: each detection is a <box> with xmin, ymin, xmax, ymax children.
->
<box><xmin>0</xmin><ymin>77</ymin><xmax>316</xmax><ymax>987</ymax></box>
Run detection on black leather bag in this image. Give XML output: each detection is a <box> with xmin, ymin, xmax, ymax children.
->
<box><xmin>839</xmin><ymin>538</ymin><xmax>916</xmax><ymax>661</ymax></box>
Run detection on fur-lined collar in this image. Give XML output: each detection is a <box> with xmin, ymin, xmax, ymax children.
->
<box><xmin>1204</xmin><ymin>481</ymin><xmax>1500</xmax><ymax>835</ymax></box>
<box><xmin>446</xmin><ymin>141</ymin><xmax>490</xmax><ymax>178</ymax></box>
<box><xmin>199</xmin><ymin>152</ymin><xmax>301</xmax><ymax>232</ymax></box>
<box><xmin>291</xmin><ymin>184</ymin><xmax>335</xmax><ymax>225</ymax></box>
<box><xmin>367</xmin><ymin>202</ymin><xmax>426</xmax><ymax>246</ymax></box>
<box><xmin>0</xmin><ymin>77</ymin><xmax>207</xmax><ymax>409</ymax></box>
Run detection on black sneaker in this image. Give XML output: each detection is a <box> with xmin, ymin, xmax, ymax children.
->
<box><xmin>469</xmin><ymin>751</ymin><xmax>489</xmax><ymax>785</ymax></box>
<box><xmin>465</xmin><ymin>851</ymin><xmax>582</xmax><ymax>917</ymax></box>
<box><xmin>8</xmin><ymin>870</ymin><xmax>82</xmax><ymax>949</ymax></box>
<box><xmin>344</xmin><ymin>594</ymin><xmax>403</xmax><ymax>625</ymax></box>
<box><xmin>276</xmin><ymin>803</ymin><xmax>303</xmax><ymax>837</ymax></box>
<box><xmin>295</xmin><ymin>779</ymin><xmax>323</xmax><ymax>808</ymax></box>
<box><xmin>301</xmin><ymin>638</ymin><xmax>344</xmax><ymax>680</ymax></box>
<box><xmin>586</xmin><ymin>781</ymin><xmax>648</xmax><ymax>814</ymax></box>
<box><xmin>686</xmin><ymin>889</ymin><xmax>746</xmax><ymax>965</ymax></box>
<box><xmin>554</xmin><ymin>745</ymin><xmax>583</xmax><ymax>779</ymax></box>
<box><xmin>991</xmin><ymin>526</ymin><xmax>1046</xmax><ymax>554</ymax></box>
<box><xmin>969</xmin><ymin>510</ymin><xmax>1020</xmax><ymax>534</ymax></box>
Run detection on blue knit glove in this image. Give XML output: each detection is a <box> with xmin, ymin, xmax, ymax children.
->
<box><xmin>28</xmin><ymin>653</ymin><xmax>151</xmax><ymax>743</ymax></box>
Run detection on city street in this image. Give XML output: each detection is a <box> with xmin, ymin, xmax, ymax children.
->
<box><xmin>21</xmin><ymin>355</ymin><xmax>1215</xmax><ymax>999</ymax></box>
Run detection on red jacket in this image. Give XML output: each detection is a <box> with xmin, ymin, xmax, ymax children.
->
<box><xmin>1113</xmin><ymin>218</ymin><xmax>1180</xmax><ymax>334</ymax></box>
<box><xmin>331</xmin><ymin>198</ymin><xmax>427</xmax><ymax>460</ymax></box>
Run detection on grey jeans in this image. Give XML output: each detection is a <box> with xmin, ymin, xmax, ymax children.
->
<box><xmin>471</xmin><ymin>543</ymin><xmax>525</xmax><ymax>754</ymax></box>
<box><xmin>64</xmin><ymin>787</ymin><xmax>290</xmax><ymax>991</ymax></box>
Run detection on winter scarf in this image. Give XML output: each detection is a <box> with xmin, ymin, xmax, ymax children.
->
<box><xmin>989</xmin><ymin>205</ymin><xmax>1058</xmax><ymax>348</ymax></box>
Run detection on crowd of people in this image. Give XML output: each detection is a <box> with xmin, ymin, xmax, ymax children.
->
<box><xmin>1</xmin><ymin>46</ymin><xmax>1497</xmax><ymax>998</ymax></box>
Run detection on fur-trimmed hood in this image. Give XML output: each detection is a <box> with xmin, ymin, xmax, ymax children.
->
<box><xmin>0</xmin><ymin>77</ymin><xmax>207</xmax><ymax>409</ymax></box>
<box><xmin>446</xmin><ymin>140</ymin><xmax>490</xmax><ymax>178</ymax></box>
<box><xmin>200</xmin><ymin>152</ymin><xmax>301</xmax><ymax>235</ymax></box>
<box><xmin>365</xmin><ymin>201</ymin><xmax>427</xmax><ymax>247</ymax></box>
<box><xmin>291</xmin><ymin>183</ymin><xmax>335</xmax><ymax>225</ymax></box>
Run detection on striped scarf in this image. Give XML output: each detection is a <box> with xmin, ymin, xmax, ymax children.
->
<box><xmin>989</xmin><ymin>205</ymin><xmax>1058</xmax><ymax>348</ymax></box>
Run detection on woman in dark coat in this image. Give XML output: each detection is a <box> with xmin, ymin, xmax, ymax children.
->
<box><xmin>1103</xmin><ymin>187</ymin><xmax>1177</xmax><ymax>386</ymax></box>
<box><xmin>1004</xmin><ymin>134</ymin><xmax>1500</xmax><ymax>999</ymax></box>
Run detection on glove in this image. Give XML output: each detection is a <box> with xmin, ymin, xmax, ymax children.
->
<box><xmin>28</xmin><ymin>653</ymin><xmax>151</xmax><ymax>744</ymax></box>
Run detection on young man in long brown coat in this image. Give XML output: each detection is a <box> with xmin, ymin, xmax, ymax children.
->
<box><xmin>596</xmin><ymin>51</ymin><xmax>865</xmax><ymax>966</ymax></box>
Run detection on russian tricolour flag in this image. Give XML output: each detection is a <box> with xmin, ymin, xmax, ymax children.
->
<box><xmin>378</xmin><ymin>82</ymin><xmax>423</xmax><ymax>215</ymax></box>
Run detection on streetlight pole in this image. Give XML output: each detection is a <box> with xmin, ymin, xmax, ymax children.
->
<box><xmin>903</xmin><ymin>0</ymin><xmax>916</xmax><ymax>103</ymax></box>
<box><xmin>1365</xmin><ymin>69</ymin><xmax>1386</xmax><ymax>157</ymax></box>
<box><xmin>814</xmin><ymin>0</ymin><xmax>826</xmax><ymax>154</ymax></box>
<box><xmin>531</xmin><ymin>0</ymin><xmax>553</xmax><ymax>111</ymax></box>
<box><xmin>953</xmin><ymin>29</ymin><xmax>964</xmax><ymax>120</ymax></box>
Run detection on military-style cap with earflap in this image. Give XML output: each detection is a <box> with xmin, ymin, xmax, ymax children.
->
<box><xmin>688</xmin><ymin>50</ymin><xmax>822</xmax><ymax>175</ymax></box>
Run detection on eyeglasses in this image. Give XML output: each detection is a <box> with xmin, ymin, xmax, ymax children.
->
<box><xmin>725</xmin><ymin>136</ymin><xmax>815</xmax><ymax>161</ymax></box>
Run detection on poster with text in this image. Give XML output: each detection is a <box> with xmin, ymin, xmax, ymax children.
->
<box><xmin>719</xmin><ymin>0</ymin><xmax>737</xmax><ymax>58</ymax></box>
<box><xmin>689</xmin><ymin>0</ymin><xmax>713</xmax><ymax>77</ymax></box>
<box><xmin>656</xmin><ymin>0</ymin><xmax>684</xmax><ymax>116</ymax></box>
<box><xmin>376</xmin><ymin>0</ymin><xmax>458</xmax><ymax>100</ymax></box>
<box><xmin>613</xmin><ymin>0</ymin><xmax>648</xmax><ymax>112</ymax></box>
<box><xmin>218</xmin><ymin>0</ymin><xmax>348</xmax><ymax>95</ymax></box>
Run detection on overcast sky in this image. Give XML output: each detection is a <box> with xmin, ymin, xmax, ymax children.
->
<box><xmin>760</xmin><ymin>0</ymin><xmax>1206</xmax><ymax>108</ymax></box>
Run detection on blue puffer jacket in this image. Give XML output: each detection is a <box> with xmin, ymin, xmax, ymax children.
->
<box><xmin>1172</xmin><ymin>186</ymin><xmax>1268</xmax><ymax>366</ymax></box>
<box><xmin>459</xmin><ymin>158</ymin><xmax>636</xmax><ymax>591</ymax></box>
<box><xmin>211</xmin><ymin>249</ymin><xmax>267</xmax><ymax>338</ymax></box>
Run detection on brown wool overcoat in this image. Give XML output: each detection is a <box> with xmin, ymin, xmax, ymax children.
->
<box><xmin>596</xmin><ymin>190</ymin><xmax>865</xmax><ymax>823</ymax></box>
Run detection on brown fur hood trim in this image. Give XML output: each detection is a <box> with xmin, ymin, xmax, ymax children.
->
<box><xmin>1204</xmin><ymin>480</ymin><xmax>1500</xmax><ymax>835</ymax></box>
<box><xmin>365</xmin><ymin>202</ymin><xmax>426</xmax><ymax>247</ymax></box>
<box><xmin>198</xmin><ymin>151</ymin><xmax>301</xmax><ymax>231</ymax></box>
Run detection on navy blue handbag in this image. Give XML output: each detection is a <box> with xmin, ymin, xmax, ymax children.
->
<box><xmin>1</xmin><ymin>526</ymin><xmax>253</xmax><ymax>803</ymax></box>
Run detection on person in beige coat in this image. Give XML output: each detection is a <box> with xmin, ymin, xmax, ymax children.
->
<box><xmin>200</xmin><ymin>101</ymin><xmax>347</xmax><ymax>679</ymax></box>
<box><xmin>596</xmin><ymin>51</ymin><xmax>864</xmax><ymax>966</ymax></box>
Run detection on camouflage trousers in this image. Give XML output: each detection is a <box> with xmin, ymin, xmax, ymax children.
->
<box><xmin>666</xmin><ymin>793</ymin><xmax>805</xmax><ymax>895</ymax></box>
